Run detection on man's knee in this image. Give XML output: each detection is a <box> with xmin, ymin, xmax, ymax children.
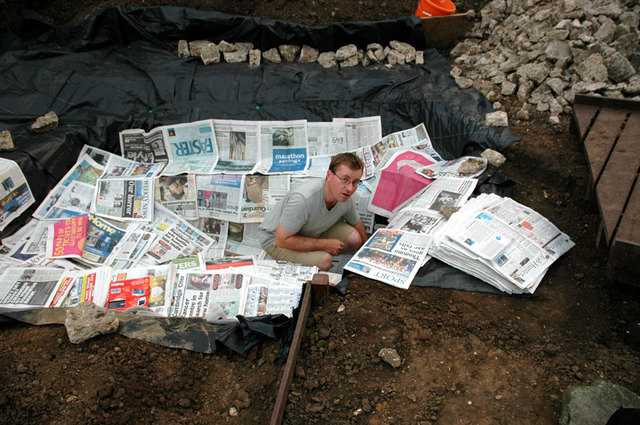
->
<box><xmin>317</xmin><ymin>253</ymin><xmax>333</xmax><ymax>271</ymax></box>
<box><xmin>342</xmin><ymin>230</ymin><xmax>363</xmax><ymax>252</ymax></box>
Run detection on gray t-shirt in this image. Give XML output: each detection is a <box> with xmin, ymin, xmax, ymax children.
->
<box><xmin>259</xmin><ymin>179</ymin><xmax>360</xmax><ymax>249</ymax></box>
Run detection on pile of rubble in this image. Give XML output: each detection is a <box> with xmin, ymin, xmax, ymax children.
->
<box><xmin>178</xmin><ymin>39</ymin><xmax>424</xmax><ymax>68</ymax></box>
<box><xmin>450</xmin><ymin>0</ymin><xmax>640</xmax><ymax>126</ymax></box>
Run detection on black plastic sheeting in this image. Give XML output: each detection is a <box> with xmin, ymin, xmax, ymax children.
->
<box><xmin>0</xmin><ymin>5</ymin><xmax>521</xmax><ymax>353</ymax></box>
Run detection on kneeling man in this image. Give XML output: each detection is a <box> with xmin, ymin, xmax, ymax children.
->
<box><xmin>259</xmin><ymin>152</ymin><xmax>368</xmax><ymax>271</ymax></box>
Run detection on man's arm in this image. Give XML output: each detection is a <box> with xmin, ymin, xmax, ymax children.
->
<box><xmin>275</xmin><ymin>223</ymin><xmax>344</xmax><ymax>255</ymax></box>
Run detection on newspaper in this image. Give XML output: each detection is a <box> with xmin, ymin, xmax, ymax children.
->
<box><xmin>306</xmin><ymin>122</ymin><xmax>347</xmax><ymax>157</ymax></box>
<box><xmin>0</xmin><ymin>158</ymin><xmax>35</xmax><ymax>232</ymax></box>
<box><xmin>243</xmin><ymin>275</ymin><xmax>303</xmax><ymax>318</ymax></box>
<box><xmin>20</xmin><ymin>220</ymin><xmax>48</xmax><ymax>255</ymax></box>
<box><xmin>106</xmin><ymin>223</ymin><xmax>156</xmax><ymax>269</ymax></box>
<box><xmin>51</xmin><ymin>267</ymin><xmax>111</xmax><ymax>308</ymax></box>
<box><xmin>390</xmin><ymin>177</ymin><xmax>478</xmax><ymax>218</ymax></box>
<box><xmin>344</xmin><ymin>229</ymin><xmax>432</xmax><ymax>290</ymax></box>
<box><xmin>194</xmin><ymin>217</ymin><xmax>229</xmax><ymax>260</ymax></box>
<box><xmin>211</xmin><ymin>119</ymin><xmax>260</xmax><ymax>173</ymax></box>
<box><xmin>367</xmin><ymin>149</ymin><xmax>437</xmax><ymax>218</ymax></box>
<box><xmin>430</xmin><ymin>193</ymin><xmax>575</xmax><ymax>294</ymax></box>
<box><xmin>120</xmin><ymin>127</ymin><xmax>168</xmax><ymax>164</ymax></box>
<box><xmin>254</xmin><ymin>120</ymin><xmax>309</xmax><ymax>174</ymax></box>
<box><xmin>107</xmin><ymin>264</ymin><xmax>173</xmax><ymax>315</ymax></box>
<box><xmin>416</xmin><ymin>156</ymin><xmax>488</xmax><ymax>179</ymax></box>
<box><xmin>253</xmin><ymin>260</ymin><xmax>317</xmax><ymax>285</ymax></box>
<box><xmin>33</xmin><ymin>154</ymin><xmax>104</xmax><ymax>220</ymax></box>
<box><xmin>240</xmin><ymin>174</ymin><xmax>290</xmax><ymax>223</ymax></box>
<box><xmin>154</xmin><ymin>174</ymin><xmax>198</xmax><ymax>220</ymax></box>
<box><xmin>196</xmin><ymin>174</ymin><xmax>243</xmax><ymax>221</ymax></box>
<box><xmin>79</xmin><ymin>144</ymin><xmax>114</xmax><ymax>167</ymax></box>
<box><xmin>225</xmin><ymin>222</ymin><xmax>264</xmax><ymax>257</ymax></box>
<box><xmin>353</xmin><ymin>184</ymin><xmax>375</xmax><ymax>234</ymax></box>
<box><xmin>370</xmin><ymin>123</ymin><xmax>434</xmax><ymax>168</ymax></box>
<box><xmin>334</xmin><ymin>116</ymin><xmax>383</xmax><ymax>152</ymax></box>
<box><xmin>162</xmin><ymin>119</ymin><xmax>219</xmax><ymax>175</ymax></box>
<box><xmin>0</xmin><ymin>267</ymin><xmax>67</xmax><ymax>310</ymax></box>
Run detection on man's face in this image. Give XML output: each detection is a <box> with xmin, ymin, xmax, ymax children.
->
<box><xmin>326</xmin><ymin>164</ymin><xmax>363</xmax><ymax>203</ymax></box>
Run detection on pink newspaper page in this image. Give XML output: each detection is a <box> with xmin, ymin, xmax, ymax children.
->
<box><xmin>48</xmin><ymin>215</ymin><xmax>89</xmax><ymax>259</ymax></box>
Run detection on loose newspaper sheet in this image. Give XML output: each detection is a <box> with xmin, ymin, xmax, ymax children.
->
<box><xmin>0</xmin><ymin>158</ymin><xmax>35</xmax><ymax>232</ymax></box>
<box><xmin>107</xmin><ymin>264</ymin><xmax>172</xmax><ymax>315</ymax></box>
<box><xmin>162</xmin><ymin>119</ymin><xmax>219</xmax><ymax>175</ymax></box>
<box><xmin>390</xmin><ymin>176</ymin><xmax>478</xmax><ymax>218</ymax></box>
<box><xmin>416</xmin><ymin>156</ymin><xmax>488</xmax><ymax>179</ymax></box>
<box><xmin>211</xmin><ymin>119</ymin><xmax>260</xmax><ymax>173</ymax></box>
<box><xmin>119</xmin><ymin>127</ymin><xmax>168</xmax><ymax>164</ymax></box>
<box><xmin>430</xmin><ymin>193</ymin><xmax>575</xmax><ymax>294</ymax></box>
<box><xmin>154</xmin><ymin>174</ymin><xmax>198</xmax><ymax>220</ymax></box>
<box><xmin>344</xmin><ymin>229</ymin><xmax>432</xmax><ymax>290</ymax></box>
<box><xmin>255</xmin><ymin>120</ymin><xmax>309</xmax><ymax>174</ymax></box>
<box><xmin>0</xmin><ymin>267</ymin><xmax>67</xmax><ymax>311</ymax></box>
<box><xmin>50</xmin><ymin>267</ymin><xmax>111</xmax><ymax>308</ymax></box>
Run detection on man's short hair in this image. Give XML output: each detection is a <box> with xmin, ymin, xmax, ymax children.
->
<box><xmin>329</xmin><ymin>152</ymin><xmax>364</xmax><ymax>172</ymax></box>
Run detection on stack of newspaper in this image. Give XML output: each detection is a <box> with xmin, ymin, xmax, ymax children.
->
<box><xmin>429</xmin><ymin>193</ymin><xmax>574</xmax><ymax>294</ymax></box>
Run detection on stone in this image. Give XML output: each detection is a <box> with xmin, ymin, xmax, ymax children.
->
<box><xmin>389</xmin><ymin>40</ymin><xmax>415</xmax><ymax>55</ymax></box>
<box><xmin>386</xmin><ymin>49</ymin><xmax>404</xmax><ymax>65</ymax></box>
<box><xmin>593</xmin><ymin>17</ymin><xmax>616</xmax><ymax>43</ymax></box>
<box><xmin>317</xmin><ymin>52</ymin><xmax>336</xmax><ymax>68</ymax></box>
<box><xmin>234</xmin><ymin>42</ymin><xmax>254</xmax><ymax>53</ymax></box>
<box><xmin>455</xmin><ymin>75</ymin><xmax>474</xmax><ymax>89</ymax></box>
<box><xmin>340</xmin><ymin>55</ymin><xmax>359</xmax><ymax>68</ymax></box>
<box><xmin>439</xmin><ymin>205</ymin><xmax>460</xmax><ymax>219</ymax></box>
<box><xmin>378</xmin><ymin>348</ymin><xmax>402</xmax><ymax>368</ymax></box>
<box><xmin>0</xmin><ymin>130</ymin><xmax>13</xmax><ymax>150</ymax></box>
<box><xmin>576</xmin><ymin>54</ymin><xmax>608</xmax><ymax>82</ymax></box>
<box><xmin>262</xmin><ymin>48</ymin><xmax>281</xmax><ymax>63</ymax></box>
<box><xmin>65</xmin><ymin>302</ymin><xmax>119</xmax><ymax>344</ymax></box>
<box><xmin>279</xmin><ymin>44</ymin><xmax>300</xmax><ymax>62</ymax></box>
<box><xmin>200</xmin><ymin>44</ymin><xmax>220</xmax><ymax>65</ymax></box>
<box><xmin>516</xmin><ymin>62</ymin><xmax>550</xmax><ymax>85</ymax></box>
<box><xmin>501</xmin><ymin>80</ymin><xmax>517</xmax><ymax>96</ymax></box>
<box><xmin>177</xmin><ymin>40</ymin><xmax>190</xmax><ymax>58</ymax></box>
<box><xmin>299</xmin><ymin>45</ymin><xmax>319</xmax><ymax>63</ymax></box>
<box><xmin>606</xmin><ymin>52</ymin><xmax>635</xmax><ymax>83</ymax></box>
<box><xmin>31</xmin><ymin>111</ymin><xmax>59</xmax><ymax>133</ymax></box>
<box><xmin>217</xmin><ymin>40</ymin><xmax>235</xmax><ymax>53</ymax></box>
<box><xmin>188</xmin><ymin>40</ymin><xmax>213</xmax><ymax>57</ymax></box>
<box><xmin>545</xmin><ymin>77</ymin><xmax>568</xmax><ymax>95</ymax></box>
<box><xmin>545</xmin><ymin>40</ymin><xmax>572</xmax><ymax>62</ymax></box>
<box><xmin>457</xmin><ymin>158</ymin><xmax>486</xmax><ymax>175</ymax></box>
<box><xmin>485</xmin><ymin>111</ymin><xmax>508</xmax><ymax>127</ymax></box>
<box><xmin>335</xmin><ymin>44</ymin><xmax>357</xmax><ymax>61</ymax></box>
<box><xmin>415</xmin><ymin>51</ymin><xmax>424</xmax><ymax>65</ymax></box>
<box><xmin>559</xmin><ymin>380</ymin><xmax>640</xmax><ymax>425</ymax></box>
<box><xmin>248</xmin><ymin>49</ymin><xmax>261</xmax><ymax>66</ymax></box>
<box><xmin>481</xmin><ymin>148</ymin><xmax>506</xmax><ymax>168</ymax></box>
<box><xmin>223</xmin><ymin>50</ymin><xmax>248</xmax><ymax>63</ymax></box>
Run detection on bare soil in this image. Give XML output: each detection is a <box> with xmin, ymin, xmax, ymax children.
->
<box><xmin>1</xmin><ymin>1</ymin><xmax>640</xmax><ymax>425</ymax></box>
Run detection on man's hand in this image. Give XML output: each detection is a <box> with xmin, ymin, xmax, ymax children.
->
<box><xmin>322</xmin><ymin>238</ymin><xmax>344</xmax><ymax>255</ymax></box>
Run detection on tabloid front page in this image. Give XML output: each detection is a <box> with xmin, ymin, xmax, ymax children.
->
<box><xmin>119</xmin><ymin>127</ymin><xmax>168</xmax><ymax>164</ymax></box>
<box><xmin>344</xmin><ymin>229</ymin><xmax>432</xmax><ymax>290</ymax></box>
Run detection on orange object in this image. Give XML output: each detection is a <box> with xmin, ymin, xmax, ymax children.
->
<box><xmin>415</xmin><ymin>0</ymin><xmax>456</xmax><ymax>17</ymax></box>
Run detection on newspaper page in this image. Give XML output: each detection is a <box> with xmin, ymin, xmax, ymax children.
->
<box><xmin>196</xmin><ymin>174</ymin><xmax>243</xmax><ymax>222</ymax></box>
<box><xmin>46</xmin><ymin>215</ymin><xmax>89</xmax><ymax>261</ymax></box>
<box><xmin>255</xmin><ymin>120</ymin><xmax>309</xmax><ymax>174</ymax></box>
<box><xmin>243</xmin><ymin>275</ymin><xmax>303</xmax><ymax>318</ymax></box>
<box><xmin>92</xmin><ymin>178</ymin><xmax>153</xmax><ymax>222</ymax></box>
<box><xmin>82</xmin><ymin>215</ymin><xmax>128</xmax><ymax>265</ymax></box>
<box><xmin>306</xmin><ymin>121</ymin><xmax>347</xmax><ymax>157</ymax></box>
<box><xmin>417</xmin><ymin>156</ymin><xmax>488</xmax><ymax>179</ymax></box>
<box><xmin>368</xmin><ymin>149</ymin><xmax>437</xmax><ymax>218</ymax></box>
<box><xmin>370</xmin><ymin>123</ymin><xmax>436</xmax><ymax>168</ymax></box>
<box><xmin>120</xmin><ymin>127</ymin><xmax>168</xmax><ymax>164</ymax></box>
<box><xmin>354</xmin><ymin>184</ymin><xmax>375</xmax><ymax>234</ymax></box>
<box><xmin>154</xmin><ymin>175</ymin><xmax>198</xmax><ymax>220</ymax></box>
<box><xmin>0</xmin><ymin>158</ymin><xmax>35</xmax><ymax>232</ymax></box>
<box><xmin>33</xmin><ymin>154</ymin><xmax>104</xmax><ymax>220</ymax></box>
<box><xmin>50</xmin><ymin>266</ymin><xmax>111</xmax><ymax>308</ymax></box>
<box><xmin>162</xmin><ymin>119</ymin><xmax>219</xmax><ymax>175</ymax></box>
<box><xmin>211</xmin><ymin>119</ymin><xmax>260</xmax><ymax>173</ymax></box>
<box><xmin>387</xmin><ymin>209</ymin><xmax>445</xmax><ymax>236</ymax></box>
<box><xmin>430</xmin><ymin>193</ymin><xmax>575</xmax><ymax>294</ymax></box>
<box><xmin>225</xmin><ymin>222</ymin><xmax>264</xmax><ymax>257</ymax></box>
<box><xmin>106</xmin><ymin>223</ymin><xmax>157</xmax><ymax>269</ymax></box>
<box><xmin>390</xmin><ymin>177</ymin><xmax>478</xmax><ymax>217</ymax></box>
<box><xmin>79</xmin><ymin>144</ymin><xmax>113</xmax><ymax>166</ymax></box>
<box><xmin>168</xmin><ymin>255</ymin><xmax>206</xmax><ymax>316</ymax></box>
<box><xmin>253</xmin><ymin>260</ymin><xmax>317</xmax><ymax>285</ymax></box>
<box><xmin>344</xmin><ymin>229</ymin><xmax>432</xmax><ymax>290</ymax></box>
<box><xmin>194</xmin><ymin>218</ymin><xmax>229</xmax><ymax>261</ymax></box>
<box><xmin>20</xmin><ymin>220</ymin><xmax>48</xmax><ymax>255</ymax></box>
<box><xmin>101</xmin><ymin>155</ymin><xmax>165</xmax><ymax>179</ymax></box>
<box><xmin>0</xmin><ymin>267</ymin><xmax>66</xmax><ymax>310</ymax></box>
<box><xmin>170</xmin><ymin>270</ymin><xmax>249</xmax><ymax>320</ymax></box>
<box><xmin>333</xmin><ymin>116</ymin><xmax>383</xmax><ymax>151</ymax></box>
<box><xmin>239</xmin><ymin>174</ymin><xmax>289</xmax><ymax>223</ymax></box>
<box><xmin>143</xmin><ymin>211</ymin><xmax>215</xmax><ymax>264</ymax></box>
<box><xmin>107</xmin><ymin>264</ymin><xmax>173</xmax><ymax>315</ymax></box>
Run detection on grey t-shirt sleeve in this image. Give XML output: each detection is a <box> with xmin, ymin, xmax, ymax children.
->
<box><xmin>279</xmin><ymin>193</ymin><xmax>309</xmax><ymax>234</ymax></box>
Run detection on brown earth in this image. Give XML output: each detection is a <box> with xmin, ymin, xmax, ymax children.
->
<box><xmin>1</xmin><ymin>1</ymin><xmax>640</xmax><ymax>425</ymax></box>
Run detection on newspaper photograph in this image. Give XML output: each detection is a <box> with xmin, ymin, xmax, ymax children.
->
<box><xmin>211</xmin><ymin>119</ymin><xmax>260</xmax><ymax>174</ymax></box>
<box><xmin>82</xmin><ymin>215</ymin><xmax>128</xmax><ymax>265</ymax></box>
<box><xmin>120</xmin><ymin>127</ymin><xmax>168</xmax><ymax>164</ymax></box>
<box><xmin>243</xmin><ymin>276</ymin><xmax>303</xmax><ymax>318</ymax></box>
<box><xmin>51</xmin><ymin>266</ymin><xmax>111</xmax><ymax>308</ymax></box>
<box><xmin>390</xmin><ymin>176</ymin><xmax>478</xmax><ymax>216</ymax></box>
<box><xmin>255</xmin><ymin>120</ymin><xmax>309</xmax><ymax>174</ymax></box>
<box><xmin>92</xmin><ymin>178</ymin><xmax>153</xmax><ymax>222</ymax></box>
<box><xmin>387</xmin><ymin>209</ymin><xmax>445</xmax><ymax>236</ymax></box>
<box><xmin>240</xmin><ymin>174</ymin><xmax>290</xmax><ymax>223</ymax></box>
<box><xmin>196</xmin><ymin>174</ymin><xmax>242</xmax><ymax>222</ymax></box>
<box><xmin>368</xmin><ymin>150</ymin><xmax>437</xmax><ymax>218</ymax></box>
<box><xmin>417</xmin><ymin>156</ymin><xmax>488</xmax><ymax>179</ymax></box>
<box><xmin>0</xmin><ymin>267</ymin><xmax>66</xmax><ymax>310</ymax></box>
<box><xmin>107</xmin><ymin>264</ymin><xmax>172</xmax><ymax>315</ymax></box>
<box><xmin>344</xmin><ymin>229</ymin><xmax>432</xmax><ymax>290</ymax></box>
<box><xmin>334</xmin><ymin>116</ymin><xmax>382</xmax><ymax>151</ymax></box>
<box><xmin>0</xmin><ymin>158</ymin><xmax>35</xmax><ymax>232</ymax></box>
<box><xmin>162</xmin><ymin>119</ymin><xmax>219</xmax><ymax>175</ymax></box>
<box><xmin>225</xmin><ymin>222</ymin><xmax>264</xmax><ymax>257</ymax></box>
<box><xmin>79</xmin><ymin>144</ymin><xmax>113</xmax><ymax>166</ymax></box>
<box><xmin>154</xmin><ymin>175</ymin><xmax>198</xmax><ymax>220</ymax></box>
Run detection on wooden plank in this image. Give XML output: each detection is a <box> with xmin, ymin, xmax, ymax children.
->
<box><xmin>573</xmin><ymin>103</ymin><xmax>600</xmax><ymax>140</ymax></box>
<box><xmin>583</xmin><ymin>107</ymin><xmax>628</xmax><ymax>184</ymax></box>
<box><xmin>421</xmin><ymin>13</ymin><xmax>469</xmax><ymax>49</ymax></box>
<box><xmin>608</xmin><ymin>180</ymin><xmax>640</xmax><ymax>286</ymax></box>
<box><xmin>575</xmin><ymin>94</ymin><xmax>640</xmax><ymax>111</ymax></box>
<box><xmin>596</xmin><ymin>111</ymin><xmax>640</xmax><ymax>242</ymax></box>
<box><xmin>270</xmin><ymin>282</ymin><xmax>312</xmax><ymax>425</ymax></box>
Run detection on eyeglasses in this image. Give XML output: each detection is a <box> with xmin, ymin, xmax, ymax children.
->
<box><xmin>331</xmin><ymin>170</ymin><xmax>361</xmax><ymax>187</ymax></box>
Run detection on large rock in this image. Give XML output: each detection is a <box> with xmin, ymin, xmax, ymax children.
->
<box><xmin>485</xmin><ymin>111</ymin><xmax>509</xmax><ymax>127</ymax></box>
<box><xmin>31</xmin><ymin>111</ymin><xmax>59</xmax><ymax>133</ymax></box>
<box><xmin>65</xmin><ymin>302</ymin><xmax>119</xmax><ymax>344</ymax></box>
<box><xmin>200</xmin><ymin>44</ymin><xmax>220</xmax><ymax>65</ymax></box>
<box><xmin>317</xmin><ymin>52</ymin><xmax>336</xmax><ymax>68</ymax></box>
<box><xmin>559</xmin><ymin>380</ymin><xmax>640</xmax><ymax>425</ymax></box>
<box><xmin>335</xmin><ymin>44</ymin><xmax>357</xmax><ymax>61</ymax></box>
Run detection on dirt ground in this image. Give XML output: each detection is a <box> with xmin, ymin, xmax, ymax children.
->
<box><xmin>1</xmin><ymin>1</ymin><xmax>640</xmax><ymax>424</ymax></box>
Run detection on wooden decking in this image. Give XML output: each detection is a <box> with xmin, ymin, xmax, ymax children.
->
<box><xmin>574</xmin><ymin>94</ymin><xmax>640</xmax><ymax>286</ymax></box>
